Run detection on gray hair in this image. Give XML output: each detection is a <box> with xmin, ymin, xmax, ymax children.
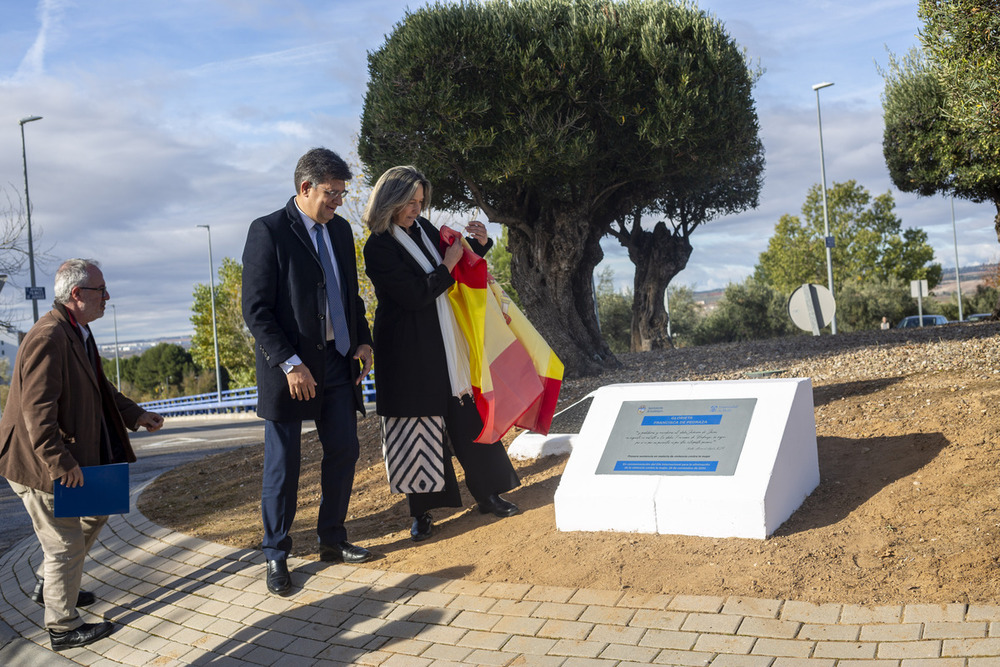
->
<box><xmin>54</xmin><ymin>258</ymin><xmax>100</xmax><ymax>304</ymax></box>
<box><xmin>362</xmin><ymin>165</ymin><xmax>432</xmax><ymax>235</ymax></box>
<box><xmin>294</xmin><ymin>147</ymin><xmax>352</xmax><ymax>193</ymax></box>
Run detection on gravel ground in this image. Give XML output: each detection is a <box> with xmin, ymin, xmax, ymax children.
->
<box><xmin>573</xmin><ymin>320</ymin><xmax>1000</xmax><ymax>391</ymax></box>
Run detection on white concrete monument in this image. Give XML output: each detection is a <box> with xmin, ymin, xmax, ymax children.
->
<box><xmin>552</xmin><ymin>378</ymin><xmax>818</xmax><ymax>539</ymax></box>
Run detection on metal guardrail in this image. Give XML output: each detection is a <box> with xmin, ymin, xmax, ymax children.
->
<box><xmin>139</xmin><ymin>374</ymin><xmax>376</xmax><ymax>416</ymax></box>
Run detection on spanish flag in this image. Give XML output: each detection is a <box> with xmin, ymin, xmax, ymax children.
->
<box><xmin>441</xmin><ymin>227</ymin><xmax>564</xmax><ymax>443</ymax></box>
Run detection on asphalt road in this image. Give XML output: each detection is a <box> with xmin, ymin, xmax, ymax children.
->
<box><xmin>0</xmin><ymin>414</ymin><xmax>266</xmax><ymax>557</ymax></box>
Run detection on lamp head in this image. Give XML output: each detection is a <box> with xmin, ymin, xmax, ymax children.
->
<box><xmin>18</xmin><ymin>115</ymin><xmax>43</xmax><ymax>125</ymax></box>
<box><xmin>812</xmin><ymin>82</ymin><xmax>834</xmax><ymax>91</ymax></box>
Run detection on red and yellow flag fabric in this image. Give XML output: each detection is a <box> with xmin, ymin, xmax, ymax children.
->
<box><xmin>440</xmin><ymin>227</ymin><xmax>564</xmax><ymax>443</ymax></box>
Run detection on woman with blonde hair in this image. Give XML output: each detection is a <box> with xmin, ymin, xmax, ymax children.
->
<box><xmin>362</xmin><ymin>165</ymin><xmax>519</xmax><ymax>542</ymax></box>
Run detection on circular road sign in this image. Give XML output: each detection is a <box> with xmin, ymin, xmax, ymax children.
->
<box><xmin>787</xmin><ymin>283</ymin><xmax>836</xmax><ymax>334</ymax></box>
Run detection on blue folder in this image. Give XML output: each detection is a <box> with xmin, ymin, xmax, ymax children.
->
<box><xmin>53</xmin><ymin>463</ymin><xmax>129</xmax><ymax>518</ymax></box>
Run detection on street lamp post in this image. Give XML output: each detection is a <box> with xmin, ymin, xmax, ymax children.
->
<box><xmin>951</xmin><ymin>196</ymin><xmax>963</xmax><ymax>322</ymax></box>
<box><xmin>812</xmin><ymin>82</ymin><xmax>836</xmax><ymax>334</ymax></box>
<box><xmin>19</xmin><ymin>115</ymin><xmax>42</xmax><ymax>323</ymax></box>
<box><xmin>197</xmin><ymin>225</ymin><xmax>223</xmax><ymax>403</ymax></box>
<box><xmin>111</xmin><ymin>303</ymin><xmax>121</xmax><ymax>388</ymax></box>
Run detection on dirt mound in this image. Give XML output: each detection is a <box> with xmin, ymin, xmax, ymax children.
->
<box><xmin>139</xmin><ymin>322</ymin><xmax>1000</xmax><ymax>604</ymax></box>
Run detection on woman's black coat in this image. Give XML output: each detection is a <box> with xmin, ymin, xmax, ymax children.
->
<box><xmin>363</xmin><ymin>217</ymin><xmax>491</xmax><ymax>417</ymax></box>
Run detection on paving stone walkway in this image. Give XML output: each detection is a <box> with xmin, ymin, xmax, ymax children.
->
<box><xmin>3</xmin><ymin>504</ymin><xmax>1000</xmax><ymax>665</ymax></box>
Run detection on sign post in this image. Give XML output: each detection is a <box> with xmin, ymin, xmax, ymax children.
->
<box><xmin>24</xmin><ymin>285</ymin><xmax>45</xmax><ymax>303</ymax></box>
<box><xmin>910</xmin><ymin>279</ymin><xmax>929</xmax><ymax>326</ymax></box>
<box><xmin>788</xmin><ymin>283</ymin><xmax>835</xmax><ymax>336</ymax></box>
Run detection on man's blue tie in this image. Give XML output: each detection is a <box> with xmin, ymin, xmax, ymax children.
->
<box><xmin>313</xmin><ymin>224</ymin><xmax>351</xmax><ymax>356</ymax></box>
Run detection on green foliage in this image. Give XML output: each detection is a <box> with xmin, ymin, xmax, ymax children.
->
<box><xmin>352</xmin><ymin>224</ymin><xmax>376</xmax><ymax>333</ymax></box>
<box><xmin>938</xmin><ymin>301</ymin><xmax>961</xmax><ymax>322</ymax></box>
<box><xmin>968</xmin><ymin>284</ymin><xmax>1000</xmax><ymax>315</ymax></box>
<box><xmin>0</xmin><ymin>355</ymin><xmax>11</xmax><ymax>385</ymax></box>
<box><xmin>129</xmin><ymin>343</ymin><xmax>196</xmax><ymax>397</ymax></box>
<box><xmin>486</xmin><ymin>226</ymin><xmax>520</xmax><ymax>308</ymax></box>
<box><xmin>691</xmin><ymin>278</ymin><xmax>797</xmax><ymax>345</ymax></box>
<box><xmin>108</xmin><ymin>346</ymin><xmax>218</xmax><ymax>402</ymax></box>
<box><xmin>941</xmin><ymin>284</ymin><xmax>1000</xmax><ymax>320</ymax></box>
<box><xmin>754</xmin><ymin>180</ymin><xmax>942</xmax><ymax>294</ymax></box>
<box><xmin>918</xmin><ymin>0</ymin><xmax>1000</xmax><ymax>160</ymax></box>
<box><xmin>594</xmin><ymin>267</ymin><xmax>633</xmax><ymax>354</ymax></box>
<box><xmin>664</xmin><ymin>284</ymin><xmax>702</xmax><ymax>347</ymax></box>
<box><xmin>595</xmin><ymin>272</ymin><xmax>705</xmax><ymax>351</ymax></box>
<box><xmin>881</xmin><ymin>48</ymin><xmax>1000</xmax><ymax>205</ymax></box>
<box><xmin>359</xmin><ymin>0</ymin><xmax>763</xmax><ymax>373</ymax></box>
<box><xmin>116</xmin><ymin>355</ymin><xmax>138</xmax><ymax>390</ymax></box>
<box><xmin>361</xmin><ymin>0</ymin><xmax>761</xmax><ymax>212</ymax></box>
<box><xmin>833</xmin><ymin>277</ymin><xmax>915</xmax><ymax>332</ymax></box>
<box><xmin>190</xmin><ymin>257</ymin><xmax>255</xmax><ymax>389</ymax></box>
<box><xmin>0</xmin><ymin>355</ymin><xmax>10</xmax><ymax>411</ymax></box>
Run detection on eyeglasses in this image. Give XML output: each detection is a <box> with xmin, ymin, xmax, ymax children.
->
<box><xmin>78</xmin><ymin>286</ymin><xmax>108</xmax><ymax>297</ymax></box>
<box><xmin>319</xmin><ymin>187</ymin><xmax>348</xmax><ymax>200</ymax></box>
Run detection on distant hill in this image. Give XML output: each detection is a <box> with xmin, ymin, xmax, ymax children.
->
<box><xmin>934</xmin><ymin>263</ymin><xmax>996</xmax><ymax>299</ymax></box>
<box><xmin>97</xmin><ymin>335</ymin><xmax>192</xmax><ymax>359</ymax></box>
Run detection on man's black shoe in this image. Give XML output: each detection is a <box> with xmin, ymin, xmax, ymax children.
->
<box><xmin>49</xmin><ymin>621</ymin><xmax>114</xmax><ymax>651</ymax></box>
<box><xmin>478</xmin><ymin>493</ymin><xmax>519</xmax><ymax>518</ymax></box>
<box><xmin>265</xmin><ymin>559</ymin><xmax>291</xmax><ymax>595</ymax></box>
<box><xmin>410</xmin><ymin>512</ymin><xmax>433</xmax><ymax>542</ymax></box>
<box><xmin>319</xmin><ymin>540</ymin><xmax>373</xmax><ymax>563</ymax></box>
<box><xmin>30</xmin><ymin>580</ymin><xmax>96</xmax><ymax>607</ymax></box>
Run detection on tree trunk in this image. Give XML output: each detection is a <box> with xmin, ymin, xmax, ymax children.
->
<box><xmin>507</xmin><ymin>211</ymin><xmax>619</xmax><ymax>378</ymax></box>
<box><xmin>993</xmin><ymin>206</ymin><xmax>1000</xmax><ymax>320</ymax></box>
<box><xmin>627</xmin><ymin>222</ymin><xmax>693</xmax><ymax>352</ymax></box>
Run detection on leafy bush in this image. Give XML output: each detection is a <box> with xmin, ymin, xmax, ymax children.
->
<box><xmin>595</xmin><ymin>267</ymin><xmax>633</xmax><ymax>354</ymax></box>
<box><xmin>486</xmin><ymin>226</ymin><xmax>520</xmax><ymax>308</ymax></box>
<box><xmin>664</xmin><ymin>285</ymin><xmax>703</xmax><ymax>347</ymax></box>
<box><xmin>953</xmin><ymin>284</ymin><xmax>1000</xmax><ymax>319</ymax></box>
<box><xmin>691</xmin><ymin>278</ymin><xmax>798</xmax><ymax>345</ymax></box>
<box><xmin>835</xmin><ymin>276</ymin><xmax>916</xmax><ymax>331</ymax></box>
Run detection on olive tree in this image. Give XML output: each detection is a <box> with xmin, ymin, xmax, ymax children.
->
<box><xmin>882</xmin><ymin>48</ymin><xmax>1000</xmax><ymax>228</ymax></box>
<box><xmin>918</xmin><ymin>0</ymin><xmax>1000</xmax><ymax>150</ymax></box>
<box><xmin>360</xmin><ymin>0</ymin><xmax>763</xmax><ymax>376</ymax></box>
<box><xmin>610</xmin><ymin>153</ymin><xmax>763</xmax><ymax>352</ymax></box>
<box><xmin>881</xmin><ymin>46</ymin><xmax>1000</xmax><ymax>316</ymax></box>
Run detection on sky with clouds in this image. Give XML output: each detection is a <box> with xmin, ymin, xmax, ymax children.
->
<box><xmin>0</xmin><ymin>0</ymin><xmax>996</xmax><ymax>349</ymax></box>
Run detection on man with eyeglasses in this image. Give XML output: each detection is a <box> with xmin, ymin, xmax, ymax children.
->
<box><xmin>242</xmin><ymin>148</ymin><xmax>375</xmax><ymax>596</ymax></box>
<box><xmin>0</xmin><ymin>258</ymin><xmax>164</xmax><ymax>651</ymax></box>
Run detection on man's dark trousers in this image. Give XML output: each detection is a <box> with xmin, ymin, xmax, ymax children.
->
<box><xmin>261</xmin><ymin>344</ymin><xmax>358</xmax><ymax>561</ymax></box>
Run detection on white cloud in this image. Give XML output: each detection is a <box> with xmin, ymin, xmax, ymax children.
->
<box><xmin>13</xmin><ymin>0</ymin><xmax>62</xmax><ymax>80</ymax></box>
<box><xmin>0</xmin><ymin>0</ymin><xmax>995</xmax><ymax>347</ymax></box>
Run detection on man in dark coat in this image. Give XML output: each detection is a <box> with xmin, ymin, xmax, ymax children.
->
<box><xmin>242</xmin><ymin>147</ymin><xmax>374</xmax><ymax>596</ymax></box>
<box><xmin>0</xmin><ymin>259</ymin><xmax>164</xmax><ymax>651</ymax></box>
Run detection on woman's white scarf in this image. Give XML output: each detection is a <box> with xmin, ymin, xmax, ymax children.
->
<box><xmin>391</xmin><ymin>222</ymin><xmax>472</xmax><ymax>398</ymax></box>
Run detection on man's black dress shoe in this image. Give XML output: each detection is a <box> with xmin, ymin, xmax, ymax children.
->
<box><xmin>49</xmin><ymin>621</ymin><xmax>114</xmax><ymax>651</ymax></box>
<box><xmin>319</xmin><ymin>540</ymin><xmax>373</xmax><ymax>564</ymax></box>
<box><xmin>30</xmin><ymin>580</ymin><xmax>96</xmax><ymax>607</ymax></box>
<box><xmin>265</xmin><ymin>559</ymin><xmax>291</xmax><ymax>595</ymax></box>
<box><xmin>478</xmin><ymin>493</ymin><xmax>519</xmax><ymax>517</ymax></box>
<box><xmin>410</xmin><ymin>512</ymin><xmax>433</xmax><ymax>542</ymax></box>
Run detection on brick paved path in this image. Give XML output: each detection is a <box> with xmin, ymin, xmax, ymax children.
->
<box><xmin>4</xmin><ymin>505</ymin><xmax>1000</xmax><ymax>665</ymax></box>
